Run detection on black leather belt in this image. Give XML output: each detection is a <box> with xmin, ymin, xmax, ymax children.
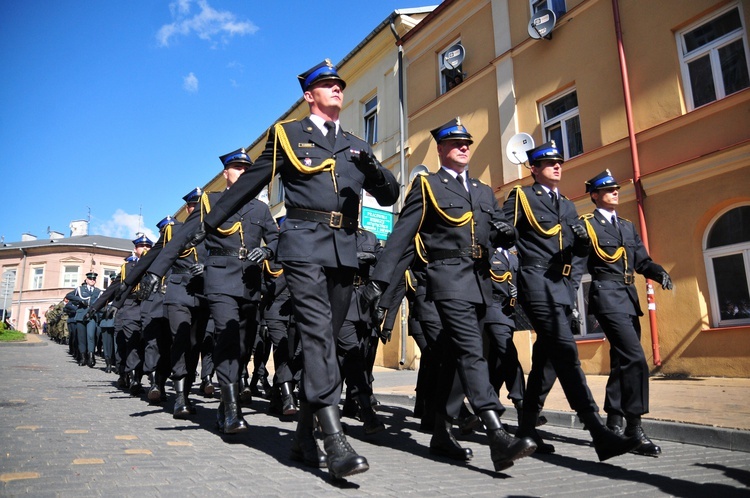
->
<box><xmin>430</xmin><ymin>245</ymin><xmax>485</xmax><ymax>261</ymax></box>
<box><xmin>287</xmin><ymin>208</ymin><xmax>357</xmax><ymax>229</ymax></box>
<box><xmin>209</xmin><ymin>248</ymin><xmax>247</xmax><ymax>258</ymax></box>
<box><xmin>170</xmin><ymin>268</ymin><xmax>192</xmax><ymax>274</ymax></box>
<box><xmin>492</xmin><ymin>293</ymin><xmax>516</xmax><ymax>308</ymax></box>
<box><xmin>521</xmin><ymin>258</ymin><xmax>572</xmax><ymax>277</ymax></box>
<box><xmin>593</xmin><ymin>273</ymin><xmax>635</xmax><ymax>285</ymax></box>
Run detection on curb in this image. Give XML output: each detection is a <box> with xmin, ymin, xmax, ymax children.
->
<box><xmin>374</xmin><ymin>393</ymin><xmax>750</xmax><ymax>454</ymax></box>
<box><xmin>0</xmin><ymin>335</ymin><xmax>48</xmax><ymax>347</ymax></box>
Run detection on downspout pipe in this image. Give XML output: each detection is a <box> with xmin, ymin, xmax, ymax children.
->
<box><xmin>612</xmin><ymin>0</ymin><xmax>661</xmax><ymax>365</ymax></box>
<box><xmin>390</xmin><ymin>14</ymin><xmax>409</xmax><ymax>366</ymax></box>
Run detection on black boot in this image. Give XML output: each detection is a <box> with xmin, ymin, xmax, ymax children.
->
<box><xmin>317</xmin><ymin>405</ymin><xmax>369</xmax><ymax>479</ymax></box>
<box><xmin>147</xmin><ymin>373</ymin><xmax>162</xmax><ymax>403</ymax></box>
<box><xmin>280</xmin><ymin>382</ymin><xmax>298</xmax><ymax>416</ymax></box>
<box><xmin>219</xmin><ymin>383</ymin><xmax>249</xmax><ymax>434</ymax></box>
<box><xmin>173</xmin><ymin>378</ymin><xmax>194</xmax><ymax>419</ymax></box>
<box><xmin>606</xmin><ymin>413</ymin><xmax>624</xmax><ymax>436</ymax></box>
<box><xmin>625</xmin><ymin>415</ymin><xmax>661</xmax><ymax>457</ymax></box>
<box><xmin>429</xmin><ymin>414</ymin><xmax>473</xmax><ymax>461</ymax></box>
<box><xmin>104</xmin><ymin>359</ymin><xmax>112</xmax><ymax>374</ymax></box>
<box><xmin>129</xmin><ymin>373</ymin><xmax>144</xmax><ymax>396</ymax></box>
<box><xmin>88</xmin><ymin>352</ymin><xmax>96</xmax><ymax>368</ymax></box>
<box><xmin>79</xmin><ymin>352</ymin><xmax>89</xmax><ymax>367</ymax></box>
<box><xmin>516</xmin><ymin>406</ymin><xmax>556</xmax><ymax>454</ymax></box>
<box><xmin>290</xmin><ymin>402</ymin><xmax>327</xmax><ymax>468</ymax></box>
<box><xmin>457</xmin><ymin>405</ymin><xmax>482</xmax><ymax>435</ymax></box>
<box><xmin>579</xmin><ymin>411</ymin><xmax>643</xmax><ymax>461</ymax></box>
<box><xmin>480</xmin><ymin>410</ymin><xmax>537</xmax><ymax>472</ymax></box>
<box><xmin>238</xmin><ymin>376</ymin><xmax>253</xmax><ymax>406</ymax></box>
<box><xmin>199</xmin><ymin>376</ymin><xmax>214</xmax><ymax>397</ymax></box>
<box><xmin>358</xmin><ymin>394</ymin><xmax>385</xmax><ymax>435</ymax></box>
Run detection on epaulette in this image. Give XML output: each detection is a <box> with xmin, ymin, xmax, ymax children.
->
<box><xmin>474</xmin><ymin>178</ymin><xmax>490</xmax><ymax>187</ymax></box>
<box><xmin>505</xmin><ymin>184</ymin><xmax>524</xmax><ymax>201</ymax></box>
<box><xmin>561</xmin><ymin>194</ymin><xmax>570</xmax><ymax>200</ymax></box>
<box><xmin>580</xmin><ymin>213</ymin><xmax>595</xmax><ymax>220</ymax></box>
<box><xmin>345</xmin><ymin>130</ymin><xmax>365</xmax><ymax>142</ymax></box>
<box><xmin>619</xmin><ymin>216</ymin><xmax>632</xmax><ymax>224</ymax></box>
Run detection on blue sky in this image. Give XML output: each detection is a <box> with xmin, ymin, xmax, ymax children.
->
<box><xmin>0</xmin><ymin>0</ymin><xmax>435</xmax><ymax>243</ymax></box>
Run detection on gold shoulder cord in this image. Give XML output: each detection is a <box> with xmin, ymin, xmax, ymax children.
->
<box><xmin>490</xmin><ymin>268</ymin><xmax>512</xmax><ymax>283</ymax></box>
<box><xmin>413</xmin><ymin>175</ymin><xmax>476</xmax><ymax>259</ymax></box>
<box><xmin>198</xmin><ymin>191</ymin><xmax>246</xmax><ymax>250</ymax></box>
<box><xmin>274</xmin><ymin>120</ymin><xmax>338</xmax><ymax>193</ymax></box>
<box><xmin>582</xmin><ymin>214</ymin><xmax>629</xmax><ymax>270</ymax></box>
<box><xmin>263</xmin><ymin>260</ymin><xmax>283</xmax><ymax>277</ymax></box>
<box><xmin>405</xmin><ymin>270</ymin><xmax>416</xmax><ymax>292</ymax></box>
<box><xmin>512</xmin><ymin>185</ymin><xmax>563</xmax><ymax>251</ymax></box>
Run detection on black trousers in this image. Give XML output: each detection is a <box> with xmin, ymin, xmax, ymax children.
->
<box><xmin>143</xmin><ymin>315</ymin><xmax>171</xmax><ymax>378</ymax></box>
<box><xmin>117</xmin><ymin>300</ymin><xmax>143</xmax><ymax>376</ymax></box>
<box><xmin>339</xmin><ymin>319</ymin><xmax>373</xmax><ymax>399</ymax></box>
<box><xmin>419</xmin><ymin>319</ymin><xmax>466</xmax><ymax>420</ymax></box>
<box><xmin>199</xmin><ymin>320</ymin><xmax>215</xmax><ymax>380</ymax></box>
<box><xmin>598</xmin><ymin>312</ymin><xmax>649</xmax><ymax>417</ymax></box>
<box><xmin>167</xmin><ymin>303</ymin><xmax>209</xmax><ymax>382</ymax></box>
<box><xmin>207</xmin><ymin>293</ymin><xmax>258</xmax><ymax>386</ymax></box>
<box><xmin>485</xmin><ymin>322</ymin><xmax>525</xmax><ymax>404</ymax></box>
<box><xmin>266</xmin><ymin>317</ymin><xmax>295</xmax><ymax>385</ymax></box>
<box><xmin>282</xmin><ymin>262</ymin><xmax>354</xmax><ymax>411</ymax></box>
<box><xmin>434</xmin><ymin>299</ymin><xmax>504</xmax><ymax>415</ymax></box>
<box><xmin>522</xmin><ymin>301</ymin><xmax>598</xmax><ymax>415</ymax></box>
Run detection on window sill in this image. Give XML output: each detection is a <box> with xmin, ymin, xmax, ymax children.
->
<box><xmin>702</xmin><ymin>325</ymin><xmax>750</xmax><ymax>332</ymax></box>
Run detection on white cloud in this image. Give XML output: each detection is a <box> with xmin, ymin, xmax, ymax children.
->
<box><xmin>157</xmin><ymin>0</ymin><xmax>258</xmax><ymax>47</ymax></box>
<box><xmin>183</xmin><ymin>72</ymin><xmax>199</xmax><ymax>92</ymax></box>
<box><xmin>93</xmin><ymin>209</ymin><xmax>157</xmax><ymax>242</ymax></box>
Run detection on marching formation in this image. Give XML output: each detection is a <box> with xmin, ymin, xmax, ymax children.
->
<box><xmin>48</xmin><ymin>59</ymin><xmax>673</xmax><ymax>482</ymax></box>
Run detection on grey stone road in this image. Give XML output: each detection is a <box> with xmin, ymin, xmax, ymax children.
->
<box><xmin>1</xmin><ymin>339</ymin><xmax>749</xmax><ymax>497</ymax></box>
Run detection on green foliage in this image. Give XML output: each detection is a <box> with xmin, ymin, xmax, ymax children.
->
<box><xmin>0</xmin><ymin>322</ymin><xmax>26</xmax><ymax>341</ymax></box>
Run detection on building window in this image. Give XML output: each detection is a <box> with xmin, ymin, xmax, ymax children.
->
<box><xmin>677</xmin><ymin>3</ymin><xmax>750</xmax><ymax>110</ymax></box>
<box><xmin>1</xmin><ymin>269</ymin><xmax>16</xmax><ymax>314</ymax></box>
<box><xmin>31</xmin><ymin>266</ymin><xmax>44</xmax><ymax>290</ymax></box>
<box><xmin>531</xmin><ymin>0</ymin><xmax>566</xmax><ymax>18</ymax></box>
<box><xmin>704</xmin><ymin>204</ymin><xmax>750</xmax><ymax>327</ymax></box>
<box><xmin>103</xmin><ymin>269</ymin><xmax>118</xmax><ymax>289</ymax></box>
<box><xmin>541</xmin><ymin>88</ymin><xmax>583</xmax><ymax>160</ymax></box>
<box><xmin>573</xmin><ymin>275</ymin><xmax>605</xmax><ymax>338</ymax></box>
<box><xmin>363</xmin><ymin>95</ymin><xmax>378</xmax><ymax>145</ymax></box>
<box><xmin>62</xmin><ymin>265</ymin><xmax>80</xmax><ymax>288</ymax></box>
<box><xmin>439</xmin><ymin>41</ymin><xmax>465</xmax><ymax>94</ymax></box>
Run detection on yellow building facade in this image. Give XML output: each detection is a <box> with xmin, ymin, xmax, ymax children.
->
<box><xmin>400</xmin><ymin>0</ymin><xmax>750</xmax><ymax>377</ymax></box>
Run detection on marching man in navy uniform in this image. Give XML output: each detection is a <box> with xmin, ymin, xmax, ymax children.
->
<box><xmin>582</xmin><ymin>170</ymin><xmax>673</xmax><ymax>457</ymax></box>
<box><xmin>365</xmin><ymin>117</ymin><xmax>537</xmax><ymax>472</ymax></box>
<box><xmin>66</xmin><ymin>272</ymin><xmax>103</xmax><ymax>367</ymax></box>
<box><xmin>503</xmin><ymin>141</ymin><xmax>643</xmax><ymax>460</ymax></box>
<box><xmin>180</xmin><ymin>59</ymin><xmax>398</xmax><ymax>480</ymax></box>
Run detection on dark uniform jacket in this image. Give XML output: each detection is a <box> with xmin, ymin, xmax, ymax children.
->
<box><xmin>202</xmin><ymin>117</ymin><xmax>398</xmax><ymax>269</ymax></box>
<box><xmin>502</xmin><ymin>183</ymin><xmax>589</xmax><ymax>306</ymax></box>
<box><xmin>486</xmin><ymin>248</ymin><xmax>518</xmax><ymax>327</ymax></box>
<box><xmin>65</xmin><ymin>284</ymin><xmax>103</xmax><ymax>322</ymax></box>
<box><xmin>162</xmin><ymin>222</ymin><xmax>208</xmax><ymax>308</ymax></box>
<box><xmin>583</xmin><ymin>209</ymin><xmax>666</xmax><ymax>317</ymax></box>
<box><xmin>260</xmin><ymin>260</ymin><xmax>291</xmax><ymax>321</ymax></box>
<box><xmin>373</xmin><ymin>168</ymin><xmax>514</xmax><ymax>305</ymax></box>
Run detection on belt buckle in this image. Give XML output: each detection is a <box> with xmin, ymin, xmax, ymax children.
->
<box><xmin>329</xmin><ymin>211</ymin><xmax>343</xmax><ymax>228</ymax></box>
<box><xmin>509</xmin><ymin>297</ymin><xmax>516</xmax><ymax>307</ymax></box>
<box><xmin>470</xmin><ymin>245</ymin><xmax>483</xmax><ymax>259</ymax></box>
<box><xmin>238</xmin><ymin>247</ymin><xmax>248</xmax><ymax>260</ymax></box>
<box><xmin>624</xmin><ymin>273</ymin><xmax>635</xmax><ymax>284</ymax></box>
<box><xmin>562</xmin><ymin>264</ymin><xmax>572</xmax><ymax>277</ymax></box>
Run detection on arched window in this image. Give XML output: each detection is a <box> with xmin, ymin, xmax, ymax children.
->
<box><xmin>703</xmin><ymin>204</ymin><xmax>750</xmax><ymax>327</ymax></box>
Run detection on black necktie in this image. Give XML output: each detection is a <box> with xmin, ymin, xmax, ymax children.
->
<box><xmin>456</xmin><ymin>174</ymin><xmax>466</xmax><ymax>190</ymax></box>
<box><xmin>549</xmin><ymin>190</ymin><xmax>559</xmax><ymax>211</ymax></box>
<box><xmin>324</xmin><ymin>120</ymin><xmax>336</xmax><ymax>148</ymax></box>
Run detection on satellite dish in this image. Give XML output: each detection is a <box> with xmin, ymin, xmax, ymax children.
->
<box><xmin>506</xmin><ymin>133</ymin><xmax>535</xmax><ymax>165</ymax></box>
<box><xmin>528</xmin><ymin>8</ymin><xmax>557</xmax><ymax>40</ymax></box>
<box><xmin>442</xmin><ymin>43</ymin><xmax>466</xmax><ymax>71</ymax></box>
<box><xmin>408</xmin><ymin>164</ymin><xmax>430</xmax><ymax>182</ymax></box>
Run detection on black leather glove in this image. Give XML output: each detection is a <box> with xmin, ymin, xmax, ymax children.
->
<box><xmin>183</xmin><ymin>222</ymin><xmax>207</xmax><ymax>250</ymax></box>
<box><xmin>115</xmin><ymin>282</ymin><xmax>128</xmax><ymax>301</ymax></box>
<box><xmin>571</xmin><ymin>222</ymin><xmax>589</xmax><ymax>241</ymax></box>
<box><xmin>188</xmin><ymin>263</ymin><xmax>204</xmax><ymax>276</ymax></box>
<box><xmin>351</xmin><ymin>149</ymin><xmax>385</xmax><ymax>183</ymax></box>
<box><xmin>660</xmin><ymin>271</ymin><xmax>673</xmax><ymax>290</ymax></box>
<box><xmin>247</xmin><ymin>246</ymin><xmax>273</xmax><ymax>265</ymax></box>
<box><xmin>357</xmin><ymin>251</ymin><xmax>377</xmax><ymax>264</ymax></box>
<box><xmin>83</xmin><ymin>308</ymin><xmax>96</xmax><ymax>322</ymax></box>
<box><xmin>508</xmin><ymin>282</ymin><xmax>518</xmax><ymax>299</ymax></box>
<box><xmin>136</xmin><ymin>272</ymin><xmax>160</xmax><ymax>301</ymax></box>
<box><xmin>360</xmin><ymin>281</ymin><xmax>384</xmax><ymax>320</ymax></box>
<box><xmin>378</xmin><ymin>325</ymin><xmax>392</xmax><ymax>345</ymax></box>
<box><xmin>491</xmin><ymin>219</ymin><xmax>515</xmax><ymax>239</ymax></box>
<box><xmin>104</xmin><ymin>306</ymin><xmax>118</xmax><ymax>320</ymax></box>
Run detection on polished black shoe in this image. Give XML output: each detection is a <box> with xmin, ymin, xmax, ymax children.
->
<box><xmin>129</xmin><ymin>379</ymin><xmax>144</xmax><ymax>397</ymax></box>
<box><xmin>117</xmin><ymin>374</ymin><xmax>128</xmax><ymax>389</ymax></box>
<box><xmin>79</xmin><ymin>352</ymin><xmax>88</xmax><ymax>367</ymax></box>
<box><xmin>323</xmin><ymin>432</ymin><xmax>369</xmax><ymax>479</ymax></box>
<box><xmin>487</xmin><ymin>428</ymin><xmax>537</xmax><ymax>471</ymax></box>
<box><xmin>147</xmin><ymin>374</ymin><xmax>162</xmax><ymax>403</ymax></box>
<box><xmin>429</xmin><ymin>416</ymin><xmax>473</xmax><ymax>461</ymax></box>
<box><xmin>516</xmin><ymin>426</ymin><xmax>555</xmax><ymax>454</ymax></box>
<box><xmin>457</xmin><ymin>414</ymin><xmax>482</xmax><ymax>436</ymax></box>
<box><xmin>173</xmin><ymin>378</ymin><xmax>193</xmax><ymax>419</ymax></box>
<box><xmin>238</xmin><ymin>379</ymin><xmax>253</xmax><ymax>406</ymax></box>
<box><xmin>360</xmin><ymin>407</ymin><xmax>385</xmax><ymax>435</ymax></box>
<box><xmin>88</xmin><ymin>354</ymin><xmax>96</xmax><ymax>368</ymax></box>
<box><xmin>606</xmin><ymin>413</ymin><xmax>625</xmax><ymax>436</ymax></box>
<box><xmin>290</xmin><ymin>402</ymin><xmax>327</xmax><ymax>468</ymax></box>
<box><xmin>625</xmin><ymin>419</ymin><xmax>661</xmax><ymax>457</ymax></box>
<box><xmin>199</xmin><ymin>377</ymin><xmax>214</xmax><ymax>397</ymax></box>
<box><xmin>220</xmin><ymin>383</ymin><xmax>249</xmax><ymax>434</ymax></box>
<box><xmin>104</xmin><ymin>359</ymin><xmax>112</xmax><ymax>374</ymax></box>
<box><xmin>580</xmin><ymin>412</ymin><xmax>642</xmax><ymax>462</ymax></box>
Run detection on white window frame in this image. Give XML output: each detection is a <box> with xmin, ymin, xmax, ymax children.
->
<box><xmin>438</xmin><ymin>38</ymin><xmax>465</xmax><ymax>95</ymax></box>
<box><xmin>677</xmin><ymin>2</ymin><xmax>750</xmax><ymax>111</ymax></box>
<box><xmin>703</xmin><ymin>203</ymin><xmax>750</xmax><ymax>328</ymax></box>
<box><xmin>62</xmin><ymin>265</ymin><xmax>80</xmax><ymax>288</ymax></box>
<box><xmin>531</xmin><ymin>0</ymin><xmax>566</xmax><ymax>18</ymax></box>
<box><xmin>30</xmin><ymin>265</ymin><xmax>44</xmax><ymax>290</ymax></box>
<box><xmin>540</xmin><ymin>88</ymin><xmax>583</xmax><ymax>160</ymax></box>
<box><xmin>574</xmin><ymin>274</ymin><xmax>605</xmax><ymax>339</ymax></box>
<box><xmin>363</xmin><ymin>95</ymin><xmax>378</xmax><ymax>145</ymax></box>
<box><xmin>1</xmin><ymin>268</ymin><xmax>17</xmax><ymax>302</ymax></box>
<box><xmin>103</xmin><ymin>268</ymin><xmax>118</xmax><ymax>289</ymax></box>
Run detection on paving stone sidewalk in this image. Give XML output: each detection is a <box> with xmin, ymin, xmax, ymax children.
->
<box><xmin>1</xmin><ymin>337</ymin><xmax>749</xmax><ymax>497</ymax></box>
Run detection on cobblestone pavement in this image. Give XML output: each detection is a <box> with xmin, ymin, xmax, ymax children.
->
<box><xmin>1</xmin><ymin>338</ymin><xmax>749</xmax><ymax>497</ymax></box>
